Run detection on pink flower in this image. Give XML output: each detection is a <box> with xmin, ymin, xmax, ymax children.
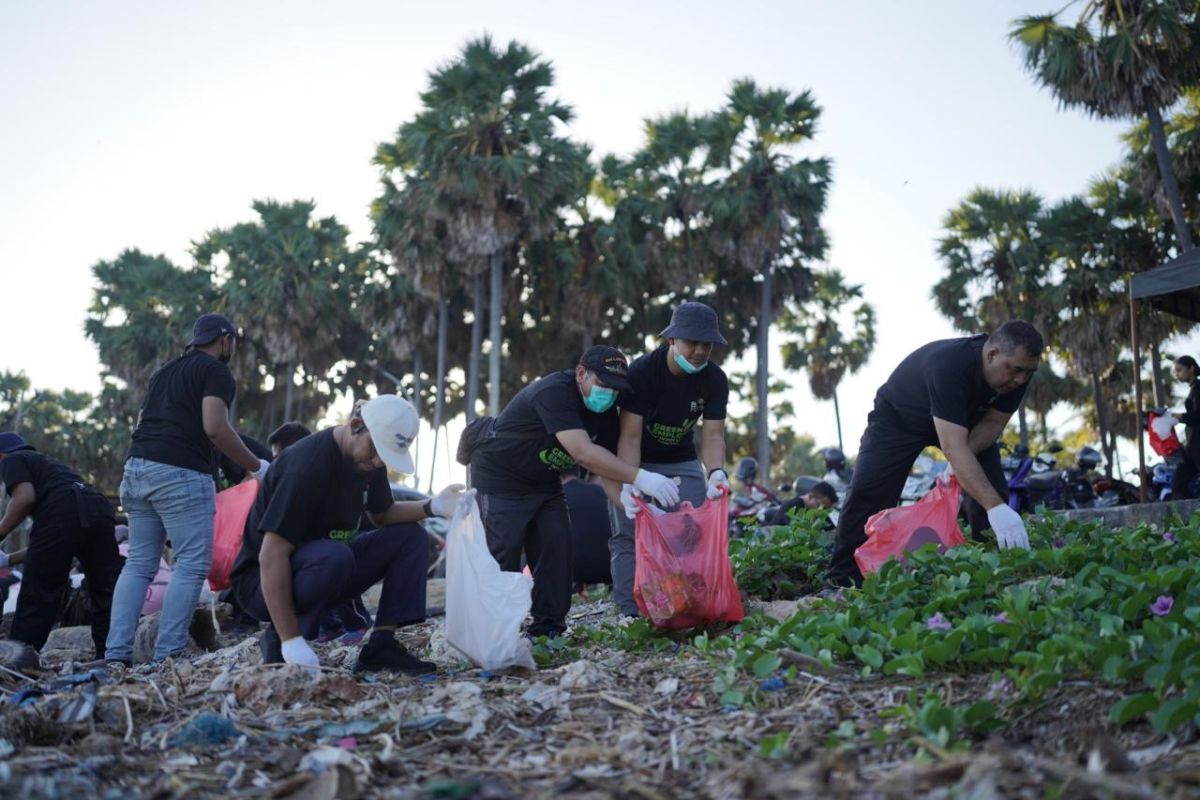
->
<box><xmin>1163</xmin><ymin>531</ymin><xmax>1177</xmax><ymax>544</ymax></box>
<box><xmin>833</xmin><ymin>588</ymin><xmax>846</xmax><ymax>603</ymax></box>
<box><xmin>985</xmin><ymin>676</ymin><xmax>1014</xmax><ymax>702</ymax></box>
<box><xmin>926</xmin><ymin>612</ymin><xmax>952</xmax><ymax>632</ymax></box>
<box><xmin>992</xmin><ymin>612</ymin><xmax>1010</xmax><ymax>624</ymax></box>
<box><xmin>1150</xmin><ymin>595</ymin><xmax>1174</xmax><ymax>617</ymax></box>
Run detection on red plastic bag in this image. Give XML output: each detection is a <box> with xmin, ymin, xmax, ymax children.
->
<box><xmin>633</xmin><ymin>491</ymin><xmax>744</xmax><ymax>629</ymax></box>
<box><xmin>1148</xmin><ymin>411</ymin><xmax>1182</xmax><ymax>457</ymax></box>
<box><xmin>208</xmin><ymin>481</ymin><xmax>259</xmax><ymax>592</ymax></box>
<box><xmin>855</xmin><ymin>476</ymin><xmax>967</xmax><ymax>577</ymax></box>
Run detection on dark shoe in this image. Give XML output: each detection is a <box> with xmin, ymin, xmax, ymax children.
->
<box><xmin>354</xmin><ymin>638</ymin><xmax>436</xmax><ymax>676</ymax></box>
<box><xmin>314</xmin><ymin>625</ymin><xmax>345</xmax><ymax>644</ymax></box>
<box><xmin>104</xmin><ymin>658</ymin><xmax>132</xmax><ymax>670</ymax></box>
<box><xmin>259</xmin><ymin>626</ymin><xmax>283</xmax><ymax>665</ymax></box>
<box><xmin>526</xmin><ymin>625</ymin><xmax>565</xmax><ymax>640</ymax></box>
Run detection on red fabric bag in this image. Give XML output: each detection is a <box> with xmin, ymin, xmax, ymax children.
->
<box><xmin>208</xmin><ymin>481</ymin><xmax>259</xmax><ymax>592</ymax></box>
<box><xmin>633</xmin><ymin>491</ymin><xmax>744</xmax><ymax>629</ymax></box>
<box><xmin>855</xmin><ymin>476</ymin><xmax>967</xmax><ymax>577</ymax></box>
<box><xmin>1148</xmin><ymin>411</ymin><xmax>1182</xmax><ymax>457</ymax></box>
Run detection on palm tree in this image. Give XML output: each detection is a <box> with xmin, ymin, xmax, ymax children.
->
<box><xmin>194</xmin><ymin>199</ymin><xmax>362</xmax><ymax>425</ymax></box>
<box><xmin>933</xmin><ymin>188</ymin><xmax>1050</xmax><ymax>447</ymax></box>
<box><xmin>779</xmin><ymin>270</ymin><xmax>877</xmax><ymax>451</ymax></box>
<box><xmin>704</xmin><ymin>79</ymin><xmax>832</xmax><ymax>483</ymax></box>
<box><xmin>382</xmin><ymin>35</ymin><xmax>589</xmax><ymax>417</ymax></box>
<box><xmin>1012</xmin><ymin>1</ymin><xmax>1200</xmax><ymax>253</ymax></box>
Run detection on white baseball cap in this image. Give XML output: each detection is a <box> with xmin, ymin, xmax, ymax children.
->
<box><xmin>360</xmin><ymin>394</ymin><xmax>419</xmax><ymax>474</ymax></box>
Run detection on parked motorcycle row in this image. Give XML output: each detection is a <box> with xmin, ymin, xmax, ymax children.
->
<box><xmin>727</xmin><ymin>433</ymin><xmax>1189</xmax><ymax>535</ymax></box>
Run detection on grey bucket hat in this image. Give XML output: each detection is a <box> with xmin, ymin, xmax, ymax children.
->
<box><xmin>659</xmin><ymin>301</ymin><xmax>727</xmax><ymax>346</ymax></box>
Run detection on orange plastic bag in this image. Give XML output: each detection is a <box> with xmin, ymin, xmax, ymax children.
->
<box><xmin>855</xmin><ymin>476</ymin><xmax>967</xmax><ymax>576</ymax></box>
<box><xmin>633</xmin><ymin>491</ymin><xmax>744</xmax><ymax>629</ymax></box>
<box><xmin>208</xmin><ymin>480</ymin><xmax>259</xmax><ymax>592</ymax></box>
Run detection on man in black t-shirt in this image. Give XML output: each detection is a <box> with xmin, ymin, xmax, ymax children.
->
<box><xmin>0</xmin><ymin>433</ymin><xmax>121</xmax><ymax>659</ymax></box>
<box><xmin>469</xmin><ymin>346</ymin><xmax>680</xmax><ymax>638</ymax></box>
<box><xmin>827</xmin><ymin>321</ymin><xmax>1043</xmax><ymax>587</ymax></box>
<box><xmin>107</xmin><ymin>312</ymin><xmax>271</xmax><ymax>666</ymax></box>
<box><xmin>231</xmin><ymin>395</ymin><xmax>464</xmax><ymax>674</ymax></box>
<box><xmin>609</xmin><ymin>301</ymin><xmax>732</xmax><ymax>618</ymax></box>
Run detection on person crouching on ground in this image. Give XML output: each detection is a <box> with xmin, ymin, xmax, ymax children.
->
<box><xmin>229</xmin><ymin>395</ymin><xmax>463</xmax><ymax>674</ymax></box>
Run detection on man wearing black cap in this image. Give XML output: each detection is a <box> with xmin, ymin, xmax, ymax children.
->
<box><xmin>106</xmin><ymin>312</ymin><xmax>270</xmax><ymax>666</ymax></box>
<box><xmin>609</xmin><ymin>301</ymin><xmax>732</xmax><ymax>618</ymax></box>
<box><xmin>468</xmin><ymin>346</ymin><xmax>681</xmax><ymax>638</ymax></box>
<box><xmin>0</xmin><ymin>433</ymin><xmax>121</xmax><ymax>660</ymax></box>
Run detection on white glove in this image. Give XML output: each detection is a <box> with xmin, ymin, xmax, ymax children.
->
<box><xmin>706</xmin><ymin>469</ymin><xmax>730</xmax><ymax>500</ymax></box>
<box><xmin>280</xmin><ymin>636</ymin><xmax>321</xmax><ymax>674</ymax></box>
<box><xmin>620</xmin><ymin>484</ymin><xmax>640</xmax><ymax>519</ymax></box>
<box><xmin>987</xmin><ymin>504</ymin><xmax>1030</xmax><ymax>551</ymax></box>
<box><xmin>634</xmin><ymin>469</ymin><xmax>680</xmax><ymax>508</ymax></box>
<box><xmin>1151</xmin><ymin>414</ymin><xmax>1178</xmax><ymax>438</ymax></box>
<box><xmin>430</xmin><ymin>483</ymin><xmax>466</xmax><ymax>518</ymax></box>
<box><xmin>251</xmin><ymin>458</ymin><xmax>271</xmax><ymax>481</ymax></box>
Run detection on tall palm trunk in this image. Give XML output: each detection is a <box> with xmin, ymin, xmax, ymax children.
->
<box><xmin>467</xmin><ymin>272</ymin><xmax>483</xmax><ymax>422</ymax></box>
<box><xmin>431</xmin><ymin>296</ymin><xmax>448</xmax><ymax>493</ymax></box>
<box><xmin>283</xmin><ymin>362</ymin><xmax>295</xmax><ymax>421</ymax></box>
<box><xmin>413</xmin><ymin>352</ymin><xmax>423</xmax><ymax>487</ymax></box>
<box><xmin>832</xmin><ymin>387</ymin><xmax>843</xmax><ymax>452</ymax></box>
<box><xmin>1017</xmin><ymin>407</ymin><xmax>1029</xmax><ymax>450</ymax></box>
<box><xmin>1150</xmin><ymin>340</ymin><xmax>1168</xmax><ymax>408</ymax></box>
<box><xmin>756</xmin><ymin>263</ymin><xmax>772</xmax><ymax>484</ymax></box>
<box><xmin>1090</xmin><ymin>371</ymin><xmax>1112</xmax><ymax>473</ymax></box>
<box><xmin>488</xmin><ymin>251</ymin><xmax>503</xmax><ymax>416</ymax></box>
<box><xmin>1145</xmin><ymin>101</ymin><xmax>1194</xmax><ymax>253</ymax></box>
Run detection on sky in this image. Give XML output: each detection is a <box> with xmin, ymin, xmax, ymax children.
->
<box><xmin>0</xmin><ymin>1</ymin><xmax>1167</xmax><ymax>487</ymax></box>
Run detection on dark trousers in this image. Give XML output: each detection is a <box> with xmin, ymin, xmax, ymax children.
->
<box><xmin>826</xmin><ymin>407</ymin><xmax>1007</xmax><ymax>587</ymax></box>
<box><xmin>1173</xmin><ymin>443</ymin><xmax>1200</xmax><ymax>500</ymax></box>
<box><xmin>477</xmin><ymin>490</ymin><xmax>571</xmax><ymax>637</ymax></box>
<box><xmin>242</xmin><ymin>523</ymin><xmax>428</xmax><ymax>639</ymax></box>
<box><xmin>11</xmin><ymin>514</ymin><xmax>120</xmax><ymax>658</ymax></box>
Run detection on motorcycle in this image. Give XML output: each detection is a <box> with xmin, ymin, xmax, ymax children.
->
<box><xmin>1004</xmin><ymin>443</ymin><xmax>1064</xmax><ymax>513</ymax></box>
<box><xmin>820</xmin><ymin>447</ymin><xmax>853</xmax><ymax>511</ymax></box>
<box><xmin>729</xmin><ymin>456</ymin><xmax>778</xmax><ymax>535</ymax></box>
<box><xmin>901</xmin><ymin>454</ymin><xmax>948</xmax><ymax>504</ymax></box>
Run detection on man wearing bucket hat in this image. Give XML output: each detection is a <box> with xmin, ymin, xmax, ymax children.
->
<box><xmin>608</xmin><ymin>301</ymin><xmax>731</xmax><ymax>618</ymax></box>
<box><xmin>230</xmin><ymin>395</ymin><xmax>464</xmax><ymax>674</ymax></box>
<box><xmin>106</xmin><ymin>312</ymin><xmax>271</xmax><ymax>666</ymax></box>
<box><xmin>0</xmin><ymin>433</ymin><xmax>122</xmax><ymax>660</ymax></box>
<box><xmin>469</xmin><ymin>345</ymin><xmax>681</xmax><ymax>638</ymax></box>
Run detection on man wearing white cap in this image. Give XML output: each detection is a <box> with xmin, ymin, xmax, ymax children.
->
<box><xmin>229</xmin><ymin>395</ymin><xmax>463</xmax><ymax>674</ymax></box>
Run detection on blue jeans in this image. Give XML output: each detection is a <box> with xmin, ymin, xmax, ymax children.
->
<box><xmin>106</xmin><ymin>458</ymin><xmax>216</xmax><ymax>662</ymax></box>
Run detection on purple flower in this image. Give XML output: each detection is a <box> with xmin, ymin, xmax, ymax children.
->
<box><xmin>1151</xmin><ymin>595</ymin><xmax>1175</xmax><ymax>617</ymax></box>
<box><xmin>1051</xmin><ymin>537</ymin><xmax>1066</xmax><ymax>549</ymax></box>
<box><xmin>985</xmin><ymin>676</ymin><xmax>1014</xmax><ymax>702</ymax></box>
<box><xmin>992</xmin><ymin>612</ymin><xmax>1010</xmax><ymax>625</ymax></box>
<box><xmin>926</xmin><ymin>612</ymin><xmax>953</xmax><ymax>632</ymax></box>
<box><xmin>1163</xmin><ymin>531</ymin><xmax>1177</xmax><ymax>544</ymax></box>
<box><xmin>832</xmin><ymin>588</ymin><xmax>846</xmax><ymax>603</ymax></box>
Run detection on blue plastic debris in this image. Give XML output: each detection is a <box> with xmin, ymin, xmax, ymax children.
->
<box><xmin>760</xmin><ymin>677</ymin><xmax>786</xmax><ymax>692</ymax></box>
<box><xmin>8</xmin><ymin>688</ymin><xmax>43</xmax><ymax>707</ymax></box>
<box><xmin>167</xmin><ymin>712</ymin><xmax>241</xmax><ymax>748</ymax></box>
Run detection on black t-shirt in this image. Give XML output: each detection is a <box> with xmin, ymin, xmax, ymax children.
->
<box><xmin>0</xmin><ymin>450</ymin><xmax>114</xmax><ymax>524</ymax></box>
<box><xmin>230</xmin><ymin>428</ymin><xmax>392</xmax><ymax>606</ymax></box>
<box><xmin>128</xmin><ymin>350</ymin><xmax>238</xmax><ymax>473</ymax></box>
<box><xmin>875</xmin><ymin>335</ymin><xmax>1027</xmax><ymax>445</ymax></box>
<box><xmin>470</xmin><ymin>371</ymin><xmax>619</xmax><ymax>492</ymax></box>
<box><xmin>564</xmin><ymin>479</ymin><xmax>612</xmax><ymax>585</ymax></box>
<box><xmin>619</xmin><ymin>345</ymin><xmax>729</xmax><ymax>464</ymax></box>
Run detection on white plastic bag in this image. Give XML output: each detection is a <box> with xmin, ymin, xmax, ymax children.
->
<box><xmin>444</xmin><ymin>490</ymin><xmax>536</xmax><ymax>671</ymax></box>
<box><xmin>1151</xmin><ymin>413</ymin><xmax>1179</xmax><ymax>439</ymax></box>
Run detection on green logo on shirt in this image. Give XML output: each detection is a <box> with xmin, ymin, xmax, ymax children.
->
<box><xmin>538</xmin><ymin>447</ymin><xmax>578</xmax><ymax>471</ymax></box>
<box><xmin>329</xmin><ymin>529</ymin><xmax>355</xmax><ymax>543</ymax></box>
<box><xmin>647</xmin><ymin>417</ymin><xmax>698</xmax><ymax>446</ymax></box>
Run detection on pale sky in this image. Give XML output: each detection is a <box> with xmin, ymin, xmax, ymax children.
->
<box><xmin>1</xmin><ymin>1</ymin><xmax>1160</xmax><ymax>486</ymax></box>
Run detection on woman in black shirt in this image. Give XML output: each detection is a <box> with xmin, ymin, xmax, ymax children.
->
<box><xmin>1171</xmin><ymin>356</ymin><xmax>1200</xmax><ymax>499</ymax></box>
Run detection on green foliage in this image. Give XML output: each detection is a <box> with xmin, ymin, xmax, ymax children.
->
<box><xmin>727</xmin><ymin>512</ymin><xmax>832</xmax><ymax>599</ymax></box>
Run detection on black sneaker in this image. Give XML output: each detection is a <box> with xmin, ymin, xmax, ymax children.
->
<box><xmin>259</xmin><ymin>626</ymin><xmax>283</xmax><ymax>665</ymax></box>
<box><xmin>354</xmin><ymin>638</ymin><xmax>436</xmax><ymax>676</ymax></box>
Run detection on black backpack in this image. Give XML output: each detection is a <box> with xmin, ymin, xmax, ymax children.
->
<box><xmin>456</xmin><ymin>416</ymin><xmax>545</xmax><ymax>466</ymax></box>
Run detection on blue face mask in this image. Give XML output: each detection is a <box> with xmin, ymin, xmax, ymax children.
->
<box><xmin>674</xmin><ymin>352</ymin><xmax>708</xmax><ymax>374</ymax></box>
<box><xmin>584</xmin><ymin>385</ymin><xmax>617</xmax><ymax>413</ymax></box>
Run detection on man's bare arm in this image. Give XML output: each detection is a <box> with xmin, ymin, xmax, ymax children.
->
<box><xmin>935</xmin><ymin>417</ymin><xmax>1004</xmax><ymax>510</ymax></box>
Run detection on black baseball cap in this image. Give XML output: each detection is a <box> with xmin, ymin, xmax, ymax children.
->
<box><xmin>579</xmin><ymin>345</ymin><xmax>632</xmax><ymax>391</ymax></box>
<box><xmin>187</xmin><ymin>313</ymin><xmax>239</xmax><ymax>347</ymax></box>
